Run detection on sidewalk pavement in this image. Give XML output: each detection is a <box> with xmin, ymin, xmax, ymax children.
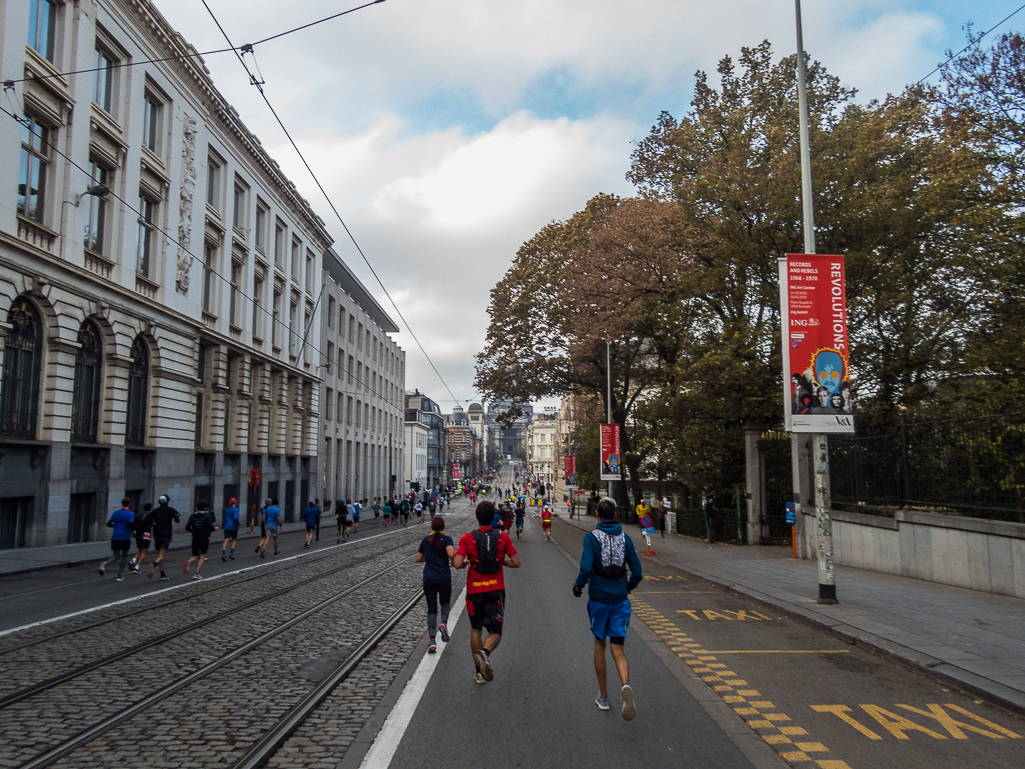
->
<box><xmin>560</xmin><ymin>513</ymin><xmax>1025</xmax><ymax>717</ymax></box>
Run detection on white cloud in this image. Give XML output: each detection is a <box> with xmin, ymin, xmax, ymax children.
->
<box><xmin>151</xmin><ymin>0</ymin><xmax>978</xmax><ymax>405</ymax></box>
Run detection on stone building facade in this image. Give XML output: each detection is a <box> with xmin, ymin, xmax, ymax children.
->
<box><xmin>405</xmin><ymin>390</ymin><xmax>445</xmax><ymax>490</ymax></box>
<box><xmin>526</xmin><ymin>411</ymin><xmax>557</xmax><ymax>493</ymax></box>
<box><xmin>446</xmin><ymin>405</ymin><xmax>480</xmax><ymax>482</ymax></box>
<box><xmin>0</xmin><ymin>0</ymin><xmax>326</xmax><ymax>547</ymax></box>
<box><xmin>319</xmin><ymin>248</ymin><xmax>405</xmax><ymax>506</ymax></box>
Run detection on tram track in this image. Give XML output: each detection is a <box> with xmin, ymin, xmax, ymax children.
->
<box><xmin>0</xmin><ymin>539</ymin><xmax>414</xmax><ymax>710</ymax></box>
<box><xmin>11</xmin><ymin>555</ymin><xmax>423</xmax><ymax>769</ymax></box>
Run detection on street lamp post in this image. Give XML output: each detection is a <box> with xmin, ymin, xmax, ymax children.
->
<box><xmin>794</xmin><ymin>0</ymin><xmax>837</xmax><ymax>603</ymax></box>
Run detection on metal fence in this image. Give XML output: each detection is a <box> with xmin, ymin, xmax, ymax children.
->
<box><xmin>829</xmin><ymin>412</ymin><xmax>1025</xmax><ymax>523</ymax></box>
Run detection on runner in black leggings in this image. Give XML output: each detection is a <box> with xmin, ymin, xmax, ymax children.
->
<box><xmin>416</xmin><ymin>516</ymin><xmax>455</xmax><ymax>653</ymax></box>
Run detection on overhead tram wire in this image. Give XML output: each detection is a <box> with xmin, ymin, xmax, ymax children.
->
<box><xmin>1</xmin><ymin>1</ymin><xmax>386</xmax><ymax>87</ymax></box>
<box><xmin>916</xmin><ymin>1</ymin><xmax>1025</xmax><ymax>84</ymax></box>
<box><xmin>0</xmin><ymin>104</ymin><xmax>406</xmax><ymax>411</ymax></box>
<box><xmin>197</xmin><ymin>0</ymin><xmax>466</xmax><ymax>410</ymax></box>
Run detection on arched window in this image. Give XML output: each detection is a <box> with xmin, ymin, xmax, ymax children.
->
<box><xmin>0</xmin><ymin>297</ymin><xmax>41</xmax><ymax>438</ymax></box>
<box><xmin>125</xmin><ymin>336</ymin><xmax>149</xmax><ymax>446</ymax></box>
<box><xmin>71</xmin><ymin>321</ymin><xmax>102</xmax><ymax>443</ymax></box>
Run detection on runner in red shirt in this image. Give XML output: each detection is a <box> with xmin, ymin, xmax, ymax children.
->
<box><xmin>454</xmin><ymin>501</ymin><xmax>520</xmax><ymax>684</ymax></box>
<box><xmin>541</xmin><ymin>505</ymin><xmax>553</xmax><ymax>542</ymax></box>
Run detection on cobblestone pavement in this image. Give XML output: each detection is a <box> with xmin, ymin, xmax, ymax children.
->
<box><xmin>0</xmin><ymin>511</ymin><xmax>473</xmax><ymax>769</ymax></box>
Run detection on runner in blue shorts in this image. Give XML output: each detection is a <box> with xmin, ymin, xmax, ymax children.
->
<box><xmin>573</xmin><ymin>498</ymin><xmax>643</xmax><ymax>721</ymax></box>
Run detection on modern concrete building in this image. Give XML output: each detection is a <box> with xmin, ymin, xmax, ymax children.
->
<box><xmin>405</xmin><ymin>390</ymin><xmax>445</xmax><ymax>490</ymax></box>
<box><xmin>318</xmin><ymin>248</ymin><xmax>405</xmax><ymax>507</ymax></box>
<box><xmin>484</xmin><ymin>398</ymin><xmax>531</xmax><ymax>460</ymax></box>
<box><xmin>0</xmin><ymin>0</ymin><xmax>328</xmax><ymax>547</ymax></box>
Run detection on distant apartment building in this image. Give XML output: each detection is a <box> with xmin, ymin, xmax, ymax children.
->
<box><xmin>405</xmin><ymin>390</ymin><xmax>446</xmax><ymax>490</ymax></box>
<box><xmin>319</xmin><ymin>249</ymin><xmax>405</xmax><ymax>506</ymax></box>
<box><xmin>526</xmin><ymin>411</ymin><xmax>557</xmax><ymax>493</ymax></box>
<box><xmin>446</xmin><ymin>405</ymin><xmax>480</xmax><ymax>481</ymax></box>
<box><xmin>1</xmin><ymin>0</ymin><xmax>326</xmax><ymax>546</ymax></box>
<box><xmin>403</xmin><ymin>408</ymin><xmax>428</xmax><ymax>494</ymax></box>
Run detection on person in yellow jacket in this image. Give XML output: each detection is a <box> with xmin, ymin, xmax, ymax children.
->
<box><xmin>635</xmin><ymin>497</ymin><xmax>651</xmax><ymax>524</ymax></box>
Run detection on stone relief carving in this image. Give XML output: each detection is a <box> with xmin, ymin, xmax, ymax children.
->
<box><xmin>176</xmin><ymin>114</ymin><xmax>198</xmax><ymax>294</ymax></box>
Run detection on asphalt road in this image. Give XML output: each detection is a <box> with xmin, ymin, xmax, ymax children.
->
<box><xmin>550</xmin><ymin>517</ymin><xmax>1025</xmax><ymax>769</ymax></box>
<box><xmin>388</xmin><ymin>515</ymin><xmax>764</xmax><ymax>769</ymax></box>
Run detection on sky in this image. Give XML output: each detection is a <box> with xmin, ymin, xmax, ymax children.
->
<box><xmin>156</xmin><ymin>0</ymin><xmax>1023</xmax><ymax>412</ymax></box>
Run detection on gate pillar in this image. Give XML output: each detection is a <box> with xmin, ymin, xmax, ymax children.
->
<box><xmin>743</xmin><ymin>423</ymin><xmax>768</xmax><ymax>545</ymax></box>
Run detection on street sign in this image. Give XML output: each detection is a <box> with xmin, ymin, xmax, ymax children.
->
<box><xmin>786</xmin><ymin>502</ymin><xmax>796</xmax><ymax>525</ymax></box>
<box><xmin>639</xmin><ymin>514</ymin><xmax>653</xmax><ymax>529</ymax></box>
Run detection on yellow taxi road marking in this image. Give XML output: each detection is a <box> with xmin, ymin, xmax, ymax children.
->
<box><xmin>632</xmin><ymin>598</ymin><xmax>839</xmax><ymax>766</ymax></box>
<box><xmin>812</xmin><ymin>704</ymin><xmax>1023</xmax><ymax>740</ymax></box>
<box><xmin>677</xmin><ymin>609</ymin><xmax>774</xmax><ymax>620</ymax></box>
<box><xmin>635</xmin><ymin>590</ymin><xmax>718</xmax><ymax>594</ymax></box>
<box><xmin>702</xmin><ymin>649</ymin><xmax>851</xmax><ymax>654</ymax></box>
<box><xmin>643</xmin><ymin>575</ymin><xmax>688</xmax><ymax>580</ymax></box>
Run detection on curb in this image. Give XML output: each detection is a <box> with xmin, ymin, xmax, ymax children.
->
<box><xmin>560</xmin><ymin>516</ymin><xmax>1025</xmax><ymax>719</ymax></box>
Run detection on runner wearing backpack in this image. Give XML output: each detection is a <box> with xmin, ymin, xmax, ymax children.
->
<box><xmin>453</xmin><ymin>501</ymin><xmax>520</xmax><ymax>684</ymax></box>
<box><xmin>573</xmin><ymin>498</ymin><xmax>643</xmax><ymax>721</ymax></box>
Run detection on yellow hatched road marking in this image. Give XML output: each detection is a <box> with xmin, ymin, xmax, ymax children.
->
<box><xmin>632</xmin><ymin>598</ymin><xmax>839</xmax><ymax>766</ymax></box>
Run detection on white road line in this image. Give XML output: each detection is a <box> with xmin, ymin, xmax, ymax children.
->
<box><xmin>0</xmin><ymin>522</ymin><xmax>463</xmax><ymax>640</ymax></box>
<box><xmin>359</xmin><ymin>584</ymin><xmax>468</xmax><ymax>769</ymax></box>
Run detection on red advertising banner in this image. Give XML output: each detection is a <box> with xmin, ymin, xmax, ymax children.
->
<box><xmin>600</xmin><ymin>423</ymin><xmax>621</xmax><ymax>480</ymax></box>
<box><xmin>564</xmin><ymin>455</ymin><xmax>577</xmax><ymax>488</ymax></box>
<box><xmin>452</xmin><ymin>463</ymin><xmax>461</xmax><ymax>480</ymax></box>
<box><xmin>782</xmin><ymin>254</ymin><xmax>855</xmax><ymax>433</ymax></box>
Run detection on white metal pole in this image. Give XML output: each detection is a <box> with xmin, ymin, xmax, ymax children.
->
<box><xmin>795</xmin><ymin>0</ymin><xmax>836</xmax><ymax>603</ymax></box>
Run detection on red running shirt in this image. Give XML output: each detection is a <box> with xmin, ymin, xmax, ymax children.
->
<box><xmin>541</xmin><ymin>509</ymin><xmax>552</xmax><ymax>524</ymax></box>
<box><xmin>455</xmin><ymin>527</ymin><xmax>518</xmax><ymax>594</ymax></box>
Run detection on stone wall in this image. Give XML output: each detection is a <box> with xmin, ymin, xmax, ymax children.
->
<box><xmin>800</xmin><ymin>509</ymin><xmax>1025</xmax><ymax>598</ymax></box>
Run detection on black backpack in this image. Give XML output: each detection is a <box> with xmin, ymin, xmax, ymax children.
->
<box><xmin>471</xmin><ymin>529</ymin><xmax>501</xmax><ymax>574</ymax></box>
<box><xmin>590</xmin><ymin>530</ymin><xmax>627</xmax><ymax>579</ymax></box>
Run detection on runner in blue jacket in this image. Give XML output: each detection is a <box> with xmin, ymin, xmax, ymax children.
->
<box><xmin>573</xmin><ymin>498</ymin><xmax>643</xmax><ymax>721</ymax></box>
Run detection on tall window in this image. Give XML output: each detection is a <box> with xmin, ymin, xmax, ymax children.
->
<box><xmin>18</xmin><ymin>115</ymin><xmax>50</xmax><ymax>222</ymax></box>
<box><xmin>327</xmin><ymin>297</ymin><xmax>335</xmax><ymax>328</ymax></box>
<box><xmin>274</xmin><ymin>221</ymin><xmax>285</xmax><ymax>267</ymax></box>
<box><xmin>253</xmin><ymin>277</ymin><xmax>264</xmax><ymax>337</ymax></box>
<box><xmin>229</xmin><ymin>261</ymin><xmax>242</xmax><ymax>326</ymax></box>
<box><xmin>126</xmin><ymin>337</ymin><xmax>149</xmax><ymax>446</ymax></box>
<box><xmin>203</xmin><ymin>245</ymin><xmax>216</xmax><ymax>313</ymax></box>
<box><xmin>289</xmin><ymin>302</ymin><xmax>298</xmax><ymax>356</ymax></box>
<box><xmin>255</xmin><ymin>202</ymin><xmax>268</xmax><ymax>252</ymax></box>
<box><xmin>28</xmin><ymin>0</ymin><xmax>57</xmax><ymax>62</ymax></box>
<box><xmin>136</xmin><ymin>195</ymin><xmax>156</xmax><ymax>277</ymax></box>
<box><xmin>71</xmin><ymin>321</ymin><xmax>102</xmax><ymax>443</ymax></box>
<box><xmin>290</xmin><ymin>238</ymin><xmax>300</xmax><ymax>282</ymax></box>
<box><xmin>326</xmin><ymin>342</ymin><xmax>334</xmax><ymax>373</ymax></box>
<box><xmin>325</xmin><ymin>388</ymin><xmax>333</xmax><ymax>420</ymax></box>
<box><xmin>232</xmin><ymin>181</ymin><xmax>247</xmax><ymax>231</ymax></box>
<box><xmin>348</xmin><ymin>314</ymin><xmax>355</xmax><ymax>344</ymax></box>
<box><xmin>142</xmin><ymin>91</ymin><xmax>162</xmax><ymax>152</ymax></box>
<box><xmin>305</xmin><ymin>253</ymin><xmax>314</xmax><ymax>293</ymax></box>
<box><xmin>83</xmin><ymin>163</ymin><xmax>108</xmax><ymax>254</ymax></box>
<box><xmin>0</xmin><ymin>298</ymin><xmax>41</xmax><ymax>438</ymax></box>
<box><xmin>272</xmin><ymin>290</ymin><xmax>282</xmax><ymax>347</ymax></box>
<box><xmin>206</xmin><ymin>153</ymin><xmax>222</xmax><ymax>211</ymax></box>
<box><xmin>92</xmin><ymin>45</ymin><xmax>116</xmax><ymax>113</ymax></box>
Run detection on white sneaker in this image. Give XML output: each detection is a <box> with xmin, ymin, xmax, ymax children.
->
<box><xmin>621</xmin><ymin>685</ymin><xmax>636</xmax><ymax>721</ymax></box>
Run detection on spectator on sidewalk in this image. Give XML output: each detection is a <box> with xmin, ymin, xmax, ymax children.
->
<box><xmin>654</xmin><ymin>498</ymin><xmax>666</xmax><ymax>538</ymax></box>
<box><xmin>100</xmin><ymin>498</ymin><xmax>135</xmax><ymax>582</ymax></box>
<box><xmin>573</xmin><ymin>498</ymin><xmax>643</xmax><ymax>721</ymax></box>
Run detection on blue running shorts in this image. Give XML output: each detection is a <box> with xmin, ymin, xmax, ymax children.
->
<box><xmin>588</xmin><ymin>599</ymin><xmax>631</xmax><ymax>642</ymax></box>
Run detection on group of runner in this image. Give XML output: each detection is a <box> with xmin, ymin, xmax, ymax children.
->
<box><xmin>413</xmin><ymin>491</ymin><xmax>641</xmax><ymax>721</ymax></box>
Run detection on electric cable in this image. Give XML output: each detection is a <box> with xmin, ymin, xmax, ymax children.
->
<box><xmin>916</xmin><ymin>1</ymin><xmax>1025</xmax><ymax>84</ymax></box>
<box><xmin>198</xmin><ymin>0</ymin><xmax>468</xmax><ymax>409</ymax></box>
<box><xmin>0</xmin><ymin>102</ymin><xmax>408</xmax><ymax>412</ymax></box>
